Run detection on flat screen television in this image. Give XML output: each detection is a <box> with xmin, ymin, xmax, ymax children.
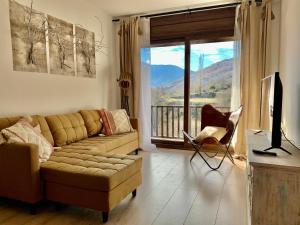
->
<box><xmin>262</xmin><ymin>72</ymin><xmax>291</xmax><ymax>154</ymax></box>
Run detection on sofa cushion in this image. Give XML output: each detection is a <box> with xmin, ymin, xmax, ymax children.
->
<box><xmin>79</xmin><ymin>110</ymin><xmax>102</xmax><ymax>137</ymax></box>
<box><xmin>32</xmin><ymin>115</ymin><xmax>54</xmax><ymax>146</ymax></box>
<box><xmin>1</xmin><ymin>119</ymin><xmax>53</xmax><ymax>162</ymax></box>
<box><xmin>41</xmin><ymin>151</ymin><xmax>142</xmax><ymax>192</ymax></box>
<box><xmin>61</xmin><ymin>141</ymin><xmax>107</xmax><ymax>154</ymax></box>
<box><xmin>0</xmin><ymin>115</ymin><xmax>54</xmax><ymax>146</ymax></box>
<box><xmin>59</xmin><ymin>131</ymin><xmax>138</xmax><ymax>155</ymax></box>
<box><xmin>76</xmin><ymin>131</ymin><xmax>138</xmax><ymax>152</ymax></box>
<box><xmin>46</xmin><ymin>113</ymin><xmax>88</xmax><ymax>147</ymax></box>
<box><xmin>111</xmin><ymin>109</ymin><xmax>134</xmax><ymax>134</ymax></box>
<box><xmin>0</xmin><ymin>133</ymin><xmax>5</xmax><ymax>145</ymax></box>
<box><xmin>0</xmin><ymin>117</ymin><xmax>20</xmax><ymax>131</ymax></box>
<box><xmin>99</xmin><ymin>109</ymin><xmax>116</xmax><ymax>136</ymax></box>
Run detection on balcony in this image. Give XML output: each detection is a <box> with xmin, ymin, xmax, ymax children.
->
<box><xmin>151</xmin><ymin>105</ymin><xmax>230</xmax><ymax>140</ymax></box>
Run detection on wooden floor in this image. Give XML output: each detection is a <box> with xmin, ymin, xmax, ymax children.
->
<box><xmin>0</xmin><ymin>149</ymin><xmax>247</xmax><ymax>225</ymax></box>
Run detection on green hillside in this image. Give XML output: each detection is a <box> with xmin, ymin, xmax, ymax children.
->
<box><xmin>152</xmin><ymin>58</ymin><xmax>233</xmax><ymax>107</ymax></box>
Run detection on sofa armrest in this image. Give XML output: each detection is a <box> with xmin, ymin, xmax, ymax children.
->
<box><xmin>130</xmin><ymin>118</ymin><xmax>140</xmax><ymax>131</ymax></box>
<box><xmin>0</xmin><ymin>143</ymin><xmax>42</xmax><ymax>203</ymax></box>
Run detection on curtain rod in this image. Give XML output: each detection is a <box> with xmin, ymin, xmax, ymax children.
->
<box><xmin>112</xmin><ymin>2</ymin><xmax>240</xmax><ymax>22</ymax></box>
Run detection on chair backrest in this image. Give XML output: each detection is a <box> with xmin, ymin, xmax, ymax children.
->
<box><xmin>226</xmin><ymin>105</ymin><xmax>243</xmax><ymax>144</ymax></box>
<box><xmin>199</xmin><ymin>104</ymin><xmax>242</xmax><ymax>144</ymax></box>
<box><xmin>201</xmin><ymin>104</ymin><xmax>231</xmax><ymax>130</ymax></box>
<box><xmin>201</xmin><ymin>104</ymin><xmax>231</xmax><ymax>144</ymax></box>
<box><xmin>228</xmin><ymin>106</ymin><xmax>243</xmax><ymax>129</ymax></box>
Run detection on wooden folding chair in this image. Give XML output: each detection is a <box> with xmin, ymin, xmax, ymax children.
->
<box><xmin>183</xmin><ymin>105</ymin><xmax>243</xmax><ymax>170</ymax></box>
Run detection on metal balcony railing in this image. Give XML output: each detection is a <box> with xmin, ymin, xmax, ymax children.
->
<box><xmin>151</xmin><ymin>105</ymin><xmax>230</xmax><ymax>139</ymax></box>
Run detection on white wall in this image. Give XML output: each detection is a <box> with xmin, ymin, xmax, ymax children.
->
<box><xmin>270</xmin><ymin>0</ymin><xmax>281</xmax><ymax>73</ymax></box>
<box><xmin>0</xmin><ymin>0</ymin><xmax>120</xmax><ymax>117</ymax></box>
<box><xmin>280</xmin><ymin>0</ymin><xmax>300</xmax><ymax>147</ymax></box>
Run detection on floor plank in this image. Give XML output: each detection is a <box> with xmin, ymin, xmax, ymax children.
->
<box><xmin>214</xmin><ymin>160</ymin><xmax>247</xmax><ymax>225</ymax></box>
<box><xmin>0</xmin><ymin>149</ymin><xmax>247</xmax><ymax>225</ymax></box>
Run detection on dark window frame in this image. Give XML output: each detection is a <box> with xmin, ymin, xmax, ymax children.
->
<box><xmin>149</xmin><ymin>8</ymin><xmax>236</xmax><ymax>148</ymax></box>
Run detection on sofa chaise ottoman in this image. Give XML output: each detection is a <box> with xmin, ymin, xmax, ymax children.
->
<box><xmin>41</xmin><ymin>150</ymin><xmax>142</xmax><ymax>222</ymax></box>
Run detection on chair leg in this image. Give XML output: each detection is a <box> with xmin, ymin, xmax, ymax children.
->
<box><xmin>190</xmin><ymin>150</ymin><xmax>198</xmax><ymax>162</ymax></box>
<box><xmin>132</xmin><ymin>189</ymin><xmax>137</xmax><ymax>197</ymax></box>
<box><xmin>184</xmin><ymin>131</ymin><xmax>234</xmax><ymax>170</ymax></box>
<box><xmin>191</xmin><ymin>143</ymin><xmax>232</xmax><ymax>170</ymax></box>
<box><xmin>102</xmin><ymin>212</ymin><xmax>109</xmax><ymax>223</ymax></box>
<box><xmin>29</xmin><ymin>203</ymin><xmax>37</xmax><ymax>215</ymax></box>
<box><xmin>227</xmin><ymin>151</ymin><xmax>235</xmax><ymax>164</ymax></box>
<box><xmin>55</xmin><ymin>202</ymin><xmax>64</xmax><ymax>211</ymax></box>
<box><xmin>190</xmin><ymin>144</ymin><xmax>203</xmax><ymax>162</ymax></box>
<box><xmin>204</xmin><ymin>151</ymin><xmax>219</xmax><ymax>158</ymax></box>
<box><xmin>196</xmin><ymin>150</ymin><xmax>220</xmax><ymax>170</ymax></box>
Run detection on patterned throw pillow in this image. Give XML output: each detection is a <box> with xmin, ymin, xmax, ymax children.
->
<box><xmin>22</xmin><ymin>115</ymin><xmax>38</xmax><ymax>127</ymax></box>
<box><xmin>1</xmin><ymin>119</ymin><xmax>53</xmax><ymax>162</ymax></box>
<box><xmin>111</xmin><ymin>109</ymin><xmax>134</xmax><ymax>134</ymax></box>
<box><xmin>0</xmin><ymin>133</ymin><xmax>6</xmax><ymax>145</ymax></box>
<box><xmin>99</xmin><ymin>109</ymin><xmax>116</xmax><ymax>136</ymax></box>
<box><xmin>99</xmin><ymin>109</ymin><xmax>133</xmax><ymax>136</ymax></box>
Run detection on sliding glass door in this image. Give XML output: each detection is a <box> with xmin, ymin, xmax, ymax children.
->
<box><xmin>189</xmin><ymin>41</ymin><xmax>234</xmax><ymax>137</ymax></box>
<box><xmin>149</xmin><ymin>44</ymin><xmax>185</xmax><ymax>139</ymax></box>
<box><xmin>146</xmin><ymin>40</ymin><xmax>234</xmax><ymax>143</ymax></box>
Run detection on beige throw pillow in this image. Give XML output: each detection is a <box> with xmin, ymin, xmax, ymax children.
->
<box><xmin>195</xmin><ymin>126</ymin><xmax>227</xmax><ymax>143</ymax></box>
<box><xmin>99</xmin><ymin>109</ymin><xmax>134</xmax><ymax>135</ymax></box>
<box><xmin>0</xmin><ymin>133</ymin><xmax>6</xmax><ymax>145</ymax></box>
<box><xmin>111</xmin><ymin>109</ymin><xmax>134</xmax><ymax>134</ymax></box>
<box><xmin>1</xmin><ymin>120</ymin><xmax>53</xmax><ymax>162</ymax></box>
<box><xmin>22</xmin><ymin>115</ymin><xmax>37</xmax><ymax>126</ymax></box>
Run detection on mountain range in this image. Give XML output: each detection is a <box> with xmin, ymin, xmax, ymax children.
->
<box><xmin>151</xmin><ymin>58</ymin><xmax>233</xmax><ymax>93</ymax></box>
<box><xmin>151</xmin><ymin>64</ymin><xmax>185</xmax><ymax>87</ymax></box>
<box><xmin>150</xmin><ymin>58</ymin><xmax>233</xmax><ymax>106</ymax></box>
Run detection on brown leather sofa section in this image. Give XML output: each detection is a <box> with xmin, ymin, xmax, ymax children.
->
<box><xmin>0</xmin><ymin>115</ymin><xmax>54</xmax><ymax>146</ymax></box>
<box><xmin>32</xmin><ymin>115</ymin><xmax>55</xmax><ymax>146</ymax></box>
<box><xmin>77</xmin><ymin>132</ymin><xmax>138</xmax><ymax>151</ymax></box>
<box><xmin>41</xmin><ymin>152</ymin><xmax>142</xmax><ymax>191</ymax></box>
<box><xmin>79</xmin><ymin>110</ymin><xmax>102</xmax><ymax>136</ymax></box>
<box><xmin>45</xmin><ymin>171</ymin><xmax>141</xmax><ymax>212</ymax></box>
<box><xmin>39</xmin><ymin>121</ymin><xmax>142</xmax><ymax>218</ymax></box>
<box><xmin>0</xmin><ymin>116</ymin><xmax>21</xmax><ymax>130</ymax></box>
<box><xmin>0</xmin><ymin>142</ymin><xmax>42</xmax><ymax>204</ymax></box>
<box><xmin>0</xmin><ymin>110</ymin><xmax>141</xmax><ymax>218</ymax></box>
<box><xmin>40</xmin><ymin>145</ymin><xmax>142</xmax><ymax>218</ymax></box>
<box><xmin>46</xmin><ymin>113</ymin><xmax>88</xmax><ymax>147</ymax></box>
<box><xmin>0</xmin><ymin>115</ymin><xmax>53</xmax><ymax>204</ymax></box>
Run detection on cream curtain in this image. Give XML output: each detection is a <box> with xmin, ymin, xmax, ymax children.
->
<box><xmin>231</xmin><ymin>6</ymin><xmax>241</xmax><ymax>112</ymax></box>
<box><xmin>259</xmin><ymin>0</ymin><xmax>273</xmax><ymax>130</ymax></box>
<box><xmin>117</xmin><ymin>17</ymin><xmax>156</xmax><ymax>151</ymax></box>
<box><xmin>235</xmin><ymin>0</ymin><xmax>274</xmax><ymax>155</ymax></box>
<box><xmin>118</xmin><ymin>17</ymin><xmax>141</xmax><ymax>118</ymax></box>
<box><xmin>230</xmin><ymin>6</ymin><xmax>241</xmax><ymax>150</ymax></box>
<box><xmin>139</xmin><ymin>18</ymin><xmax>157</xmax><ymax>151</ymax></box>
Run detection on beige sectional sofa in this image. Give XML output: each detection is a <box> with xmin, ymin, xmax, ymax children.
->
<box><xmin>0</xmin><ymin>110</ymin><xmax>142</xmax><ymax>223</ymax></box>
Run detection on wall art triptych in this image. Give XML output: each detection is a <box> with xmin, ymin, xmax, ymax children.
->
<box><xmin>9</xmin><ymin>0</ymin><xmax>96</xmax><ymax>78</ymax></box>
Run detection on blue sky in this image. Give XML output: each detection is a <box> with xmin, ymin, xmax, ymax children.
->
<box><xmin>144</xmin><ymin>41</ymin><xmax>234</xmax><ymax>72</ymax></box>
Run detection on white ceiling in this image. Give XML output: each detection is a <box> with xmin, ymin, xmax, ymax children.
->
<box><xmin>89</xmin><ymin>0</ymin><xmax>237</xmax><ymax>17</ymax></box>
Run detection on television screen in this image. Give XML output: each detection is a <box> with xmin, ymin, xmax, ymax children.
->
<box><xmin>268</xmin><ymin>74</ymin><xmax>275</xmax><ymax>126</ymax></box>
<box><xmin>260</xmin><ymin>72</ymin><xmax>291</xmax><ymax>154</ymax></box>
<box><xmin>261</xmin><ymin>72</ymin><xmax>282</xmax><ymax>147</ymax></box>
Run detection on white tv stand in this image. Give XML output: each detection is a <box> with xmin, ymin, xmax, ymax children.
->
<box><xmin>246</xmin><ymin>130</ymin><xmax>300</xmax><ymax>225</ymax></box>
